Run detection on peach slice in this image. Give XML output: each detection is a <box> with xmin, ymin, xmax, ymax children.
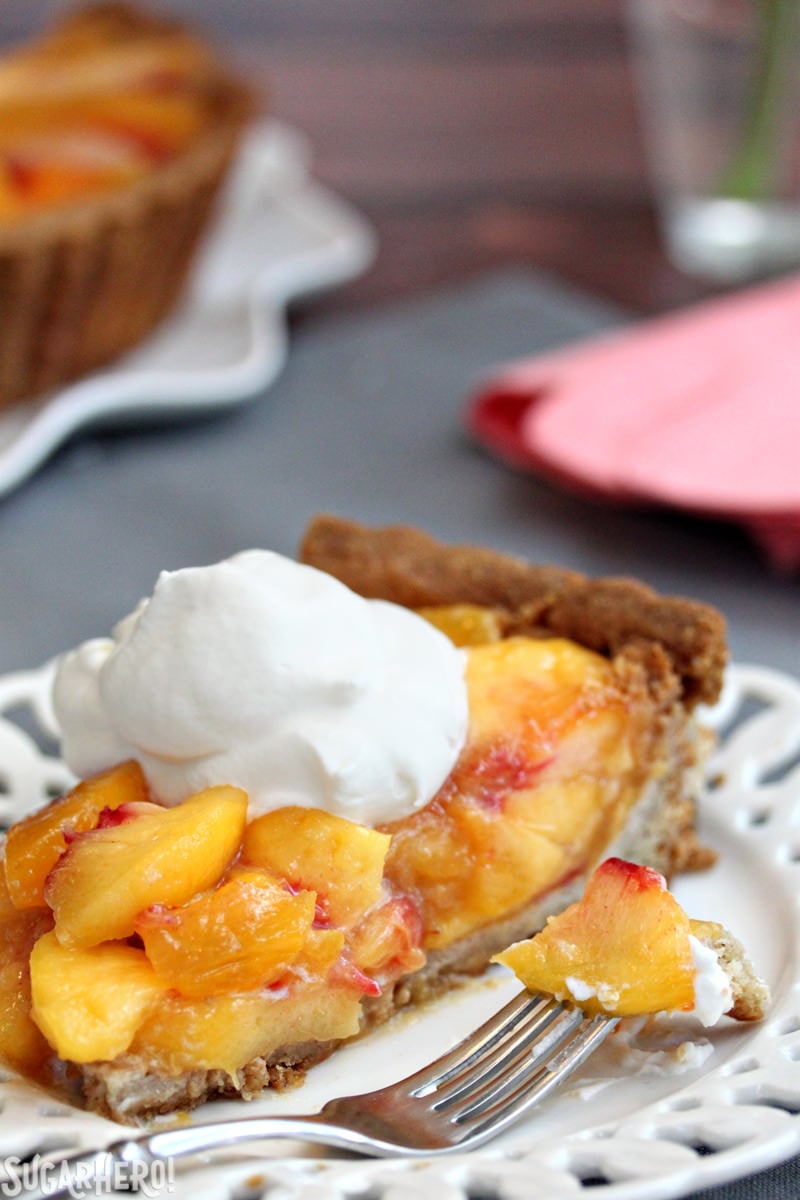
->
<box><xmin>30</xmin><ymin>930</ymin><xmax>166</xmax><ymax>1063</ymax></box>
<box><xmin>4</xmin><ymin>153</ymin><xmax>142</xmax><ymax>210</ymax></box>
<box><xmin>494</xmin><ymin>857</ymin><xmax>696</xmax><ymax>1016</ymax></box>
<box><xmin>464</xmin><ymin>637</ymin><xmax>622</xmax><ymax>745</ymax></box>
<box><xmin>0</xmin><ymin>93</ymin><xmax>205</xmax><ymax>158</ymax></box>
<box><xmin>135</xmin><ymin>869</ymin><xmax>317</xmax><ymax>997</ymax></box>
<box><xmin>45</xmin><ymin>786</ymin><xmax>247</xmax><ymax>948</ymax></box>
<box><xmin>0</xmin><ymin>904</ymin><xmax>54</xmax><ymax>1075</ymax></box>
<box><xmin>0</xmin><ymin>864</ymin><xmax>18</xmax><ymax>921</ymax></box>
<box><xmin>242</xmin><ymin>807</ymin><xmax>391</xmax><ymax>927</ymax></box>
<box><xmin>132</xmin><ymin>983</ymin><xmax>363</xmax><ymax>1079</ymax></box>
<box><xmin>5</xmin><ymin>760</ymin><xmax>149</xmax><ymax>910</ymax></box>
<box><xmin>349</xmin><ymin>895</ymin><xmax>426</xmax><ymax>978</ymax></box>
<box><xmin>91</xmin><ymin>93</ymin><xmax>206</xmax><ymax>158</ymax></box>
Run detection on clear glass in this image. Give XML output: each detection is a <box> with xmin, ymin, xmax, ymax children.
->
<box><xmin>627</xmin><ymin>0</ymin><xmax>800</xmax><ymax>282</ymax></box>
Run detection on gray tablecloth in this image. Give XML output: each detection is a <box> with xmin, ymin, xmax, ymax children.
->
<box><xmin>0</xmin><ymin>269</ymin><xmax>797</xmax><ymax>1198</ymax></box>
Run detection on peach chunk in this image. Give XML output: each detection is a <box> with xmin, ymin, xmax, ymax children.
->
<box><xmin>0</xmin><ymin>897</ymin><xmax>54</xmax><ymax>1076</ymax></box>
<box><xmin>132</xmin><ymin>984</ymin><xmax>363</xmax><ymax>1079</ymax></box>
<box><xmin>45</xmin><ymin>786</ymin><xmax>248</xmax><ymax>948</ymax></box>
<box><xmin>0</xmin><ymin>94</ymin><xmax>203</xmax><ymax>156</ymax></box>
<box><xmin>349</xmin><ymin>896</ymin><xmax>426</xmax><ymax>979</ymax></box>
<box><xmin>30</xmin><ymin>930</ymin><xmax>166</xmax><ymax>1063</ymax></box>
<box><xmin>5</xmin><ymin>760</ymin><xmax>149</xmax><ymax>909</ymax></box>
<box><xmin>417</xmin><ymin>604</ymin><xmax>504</xmax><ymax>646</ymax></box>
<box><xmin>0</xmin><ymin>864</ymin><xmax>18</xmax><ymax>921</ymax></box>
<box><xmin>464</xmin><ymin>637</ymin><xmax>622</xmax><ymax>745</ymax></box>
<box><xmin>242</xmin><ymin>807</ymin><xmax>390</xmax><ymax>927</ymax></box>
<box><xmin>135</xmin><ymin>869</ymin><xmax>317</xmax><ymax>997</ymax></box>
<box><xmin>494</xmin><ymin>857</ymin><xmax>696</xmax><ymax>1017</ymax></box>
<box><xmin>289</xmin><ymin>927</ymin><xmax>347</xmax><ymax>984</ymax></box>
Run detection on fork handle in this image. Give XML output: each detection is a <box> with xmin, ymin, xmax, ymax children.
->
<box><xmin>14</xmin><ymin>1113</ymin><xmax>395</xmax><ymax>1199</ymax></box>
<box><xmin>146</xmin><ymin>1111</ymin><xmax>398</xmax><ymax>1157</ymax></box>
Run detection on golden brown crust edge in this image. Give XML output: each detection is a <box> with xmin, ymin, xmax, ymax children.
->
<box><xmin>299</xmin><ymin>514</ymin><xmax>728</xmax><ymax>708</ymax></box>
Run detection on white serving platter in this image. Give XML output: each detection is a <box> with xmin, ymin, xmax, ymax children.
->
<box><xmin>0</xmin><ymin>120</ymin><xmax>376</xmax><ymax>499</ymax></box>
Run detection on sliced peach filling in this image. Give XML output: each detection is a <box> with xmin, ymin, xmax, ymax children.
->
<box><xmin>45</xmin><ymin>787</ymin><xmax>249</xmax><ymax>948</ymax></box>
<box><xmin>0</xmin><ymin>768</ymin><xmax>406</xmax><ymax>1078</ymax></box>
<box><xmin>30</xmin><ymin>931</ymin><xmax>167</xmax><ymax>1063</ymax></box>
<box><xmin>134</xmin><ymin>869</ymin><xmax>318</xmax><ymax>998</ymax></box>
<box><xmin>383</xmin><ymin>635</ymin><xmax>658</xmax><ymax>950</ymax></box>
<box><xmin>0</xmin><ymin>622</ymin><xmax>668</xmax><ymax>1082</ymax></box>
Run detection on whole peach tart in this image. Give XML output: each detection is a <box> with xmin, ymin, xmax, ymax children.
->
<box><xmin>0</xmin><ymin>516</ymin><xmax>762</xmax><ymax>1124</ymax></box>
<box><xmin>0</xmin><ymin>3</ymin><xmax>253</xmax><ymax>407</ymax></box>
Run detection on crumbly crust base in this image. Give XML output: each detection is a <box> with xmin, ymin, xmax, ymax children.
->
<box><xmin>78</xmin><ymin>517</ymin><xmax>727</xmax><ymax>1123</ymax></box>
<box><xmin>693</xmin><ymin>920</ymin><xmax>770</xmax><ymax>1022</ymax></box>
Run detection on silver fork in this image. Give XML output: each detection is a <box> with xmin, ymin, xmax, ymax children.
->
<box><xmin>18</xmin><ymin>989</ymin><xmax>617</xmax><ymax>1199</ymax></box>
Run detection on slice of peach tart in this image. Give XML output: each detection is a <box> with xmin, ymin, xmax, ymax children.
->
<box><xmin>0</xmin><ymin>515</ymin><xmax>743</xmax><ymax>1123</ymax></box>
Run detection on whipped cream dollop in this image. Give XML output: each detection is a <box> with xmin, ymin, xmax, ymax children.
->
<box><xmin>52</xmin><ymin>550</ymin><xmax>469</xmax><ymax>825</ymax></box>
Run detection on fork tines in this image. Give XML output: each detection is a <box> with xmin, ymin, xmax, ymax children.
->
<box><xmin>408</xmin><ymin>989</ymin><xmax>617</xmax><ymax>1144</ymax></box>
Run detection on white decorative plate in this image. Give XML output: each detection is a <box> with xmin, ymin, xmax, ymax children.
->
<box><xmin>0</xmin><ymin>120</ymin><xmax>376</xmax><ymax>500</ymax></box>
<box><xmin>0</xmin><ymin>662</ymin><xmax>798</xmax><ymax>1200</ymax></box>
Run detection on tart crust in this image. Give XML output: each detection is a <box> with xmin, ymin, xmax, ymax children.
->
<box><xmin>299</xmin><ymin>515</ymin><xmax>727</xmax><ymax>708</ymax></box>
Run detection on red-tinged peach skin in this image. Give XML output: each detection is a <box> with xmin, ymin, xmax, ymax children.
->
<box><xmin>4</xmin><ymin>761</ymin><xmax>149</xmax><ymax>910</ymax></box>
<box><xmin>45</xmin><ymin>786</ymin><xmax>247</xmax><ymax>948</ymax></box>
<box><xmin>349</xmin><ymin>896</ymin><xmax>426</xmax><ymax>978</ymax></box>
<box><xmin>494</xmin><ymin>857</ymin><xmax>696</xmax><ymax>1017</ymax></box>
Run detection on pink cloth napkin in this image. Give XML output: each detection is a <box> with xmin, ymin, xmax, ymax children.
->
<box><xmin>466</xmin><ymin>274</ymin><xmax>800</xmax><ymax>571</ymax></box>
